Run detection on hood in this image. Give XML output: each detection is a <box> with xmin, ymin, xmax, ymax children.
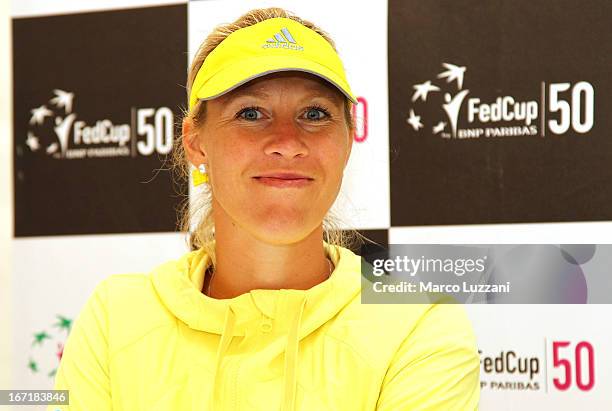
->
<box><xmin>151</xmin><ymin>241</ymin><xmax>362</xmax><ymax>411</ymax></box>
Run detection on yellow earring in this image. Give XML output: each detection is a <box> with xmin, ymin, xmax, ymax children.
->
<box><xmin>192</xmin><ymin>164</ymin><xmax>209</xmax><ymax>186</ymax></box>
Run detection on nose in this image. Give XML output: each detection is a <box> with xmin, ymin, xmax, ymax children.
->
<box><xmin>262</xmin><ymin>117</ymin><xmax>309</xmax><ymax>159</ymax></box>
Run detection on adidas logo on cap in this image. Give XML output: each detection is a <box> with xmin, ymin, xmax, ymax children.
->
<box><xmin>262</xmin><ymin>27</ymin><xmax>304</xmax><ymax>51</ymax></box>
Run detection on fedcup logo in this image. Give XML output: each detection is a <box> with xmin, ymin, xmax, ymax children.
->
<box><xmin>406</xmin><ymin>63</ymin><xmax>595</xmax><ymax>139</ymax></box>
<box><xmin>25</xmin><ymin>89</ymin><xmax>175</xmax><ymax>159</ymax></box>
<box><xmin>28</xmin><ymin>315</ymin><xmax>72</xmax><ymax>379</ymax></box>
<box><xmin>479</xmin><ymin>340</ymin><xmax>597</xmax><ymax>393</ymax></box>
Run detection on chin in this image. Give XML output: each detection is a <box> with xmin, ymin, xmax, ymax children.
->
<box><xmin>247</xmin><ymin>212</ymin><xmax>322</xmax><ymax>245</ymax></box>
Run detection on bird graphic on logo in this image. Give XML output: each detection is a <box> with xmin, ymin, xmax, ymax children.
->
<box><xmin>412</xmin><ymin>80</ymin><xmax>440</xmax><ymax>102</ymax></box>
<box><xmin>29</xmin><ymin>105</ymin><xmax>53</xmax><ymax>126</ymax></box>
<box><xmin>50</xmin><ymin>89</ymin><xmax>74</xmax><ymax>113</ymax></box>
<box><xmin>437</xmin><ymin>63</ymin><xmax>466</xmax><ymax>90</ymax></box>
<box><xmin>405</xmin><ymin>62</ymin><xmax>469</xmax><ymax>138</ymax></box>
<box><xmin>25</xmin><ymin>89</ymin><xmax>75</xmax><ymax>157</ymax></box>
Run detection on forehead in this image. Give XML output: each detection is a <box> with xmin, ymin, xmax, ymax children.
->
<box><xmin>216</xmin><ymin>71</ymin><xmax>344</xmax><ymax>104</ymax></box>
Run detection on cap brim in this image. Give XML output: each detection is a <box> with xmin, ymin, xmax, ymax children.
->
<box><xmin>195</xmin><ymin>55</ymin><xmax>358</xmax><ymax>105</ymax></box>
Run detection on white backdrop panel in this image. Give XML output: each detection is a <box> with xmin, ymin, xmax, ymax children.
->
<box><xmin>188</xmin><ymin>0</ymin><xmax>390</xmax><ymax>230</ymax></box>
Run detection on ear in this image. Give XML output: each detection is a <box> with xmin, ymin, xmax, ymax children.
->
<box><xmin>182</xmin><ymin>118</ymin><xmax>207</xmax><ymax>166</ymax></box>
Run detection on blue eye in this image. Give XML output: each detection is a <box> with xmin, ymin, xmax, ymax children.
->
<box><xmin>237</xmin><ymin>107</ymin><xmax>262</xmax><ymax>120</ymax></box>
<box><xmin>305</xmin><ymin>106</ymin><xmax>330</xmax><ymax>121</ymax></box>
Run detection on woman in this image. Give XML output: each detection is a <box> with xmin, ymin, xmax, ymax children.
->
<box><xmin>51</xmin><ymin>8</ymin><xmax>480</xmax><ymax>411</ymax></box>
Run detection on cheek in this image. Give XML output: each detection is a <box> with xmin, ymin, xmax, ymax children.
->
<box><xmin>208</xmin><ymin>149</ymin><xmax>251</xmax><ymax>215</ymax></box>
<box><xmin>324</xmin><ymin>137</ymin><xmax>350</xmax><ymax>175</ymax></box>
<box><xmin>208</xmin><ymin>139</ymin><xmax>251</xmax><ymax>181</ymax></box>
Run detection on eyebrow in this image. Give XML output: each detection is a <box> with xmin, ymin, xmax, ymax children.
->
<box><xmin>220</xmin><ymin>89</ymin><xmax>270</xmax><ymax>104</ymax></box>
<box><xmin>307</xmin><ymin>86</ymin><xmax>344</xmax><ymax>103</ymax></box>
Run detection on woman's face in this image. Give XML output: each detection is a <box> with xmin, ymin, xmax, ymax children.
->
<box><xmin>184</xmin><ymin>71</ymin><xmax>353</xmax><ymax>244</ymax></box>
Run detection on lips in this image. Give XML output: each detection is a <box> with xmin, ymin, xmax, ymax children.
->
<box><xmin>253</xmin><ymin>172</ymin><xmax>314</xmax><ymax>188</ymax></box>
<box><xmin>255</xmin><ymin>172</ymin><xmax>313</xmax><ymax>180</ymax></box>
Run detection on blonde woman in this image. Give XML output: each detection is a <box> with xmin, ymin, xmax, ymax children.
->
<box><xmin>50</xmin><ymin>8</ymin><xmax>480</xmax><ymax>411</ymax></box>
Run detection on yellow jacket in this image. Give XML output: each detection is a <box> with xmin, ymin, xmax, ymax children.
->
<box><xmin>50</xmin><ymin>242</ymin><xmax>480</xmax><ymax>410</ymax></box>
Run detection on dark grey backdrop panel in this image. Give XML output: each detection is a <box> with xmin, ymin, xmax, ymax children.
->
<box><xmin>13</xmin><ymin>4</ymin><xmax>188</xmax><ymax>236</ymax></box>
<box><xmin>388</xmin><ymin>0</ymin><xmax>611</xmax><ymax>225</ymax></box>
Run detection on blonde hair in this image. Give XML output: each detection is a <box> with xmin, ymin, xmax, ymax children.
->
<box><xmin>172</xmin><ymin>7</ymin><xmax>369</xmax><ymax>265</ymax></box>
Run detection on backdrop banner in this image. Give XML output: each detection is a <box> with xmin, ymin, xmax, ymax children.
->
<box><xmin>9</xmin><ymin>0</ymin><xmax>612</xmax><ymax>409</ymax></box>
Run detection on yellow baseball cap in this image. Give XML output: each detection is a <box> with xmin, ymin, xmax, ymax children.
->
<box><xmin>188</xmin><ymin>17</ymin><xmax>358</xmax><ymax>112</ymax></box>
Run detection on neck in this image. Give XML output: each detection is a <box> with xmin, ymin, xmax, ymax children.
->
<box><xmin>207</xmin><ymin>204</ymin><xmax>332</xmax><ymax>299</ymax></box>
